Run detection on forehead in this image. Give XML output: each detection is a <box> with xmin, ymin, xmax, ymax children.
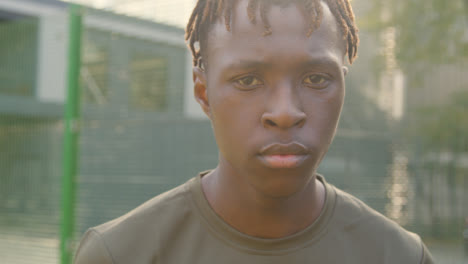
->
<box><xmin>204</xmin><ymin>0</ymin><xmax>346</xmax><ymax>68</ymax></box>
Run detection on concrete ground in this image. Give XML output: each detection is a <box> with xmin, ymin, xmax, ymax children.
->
<box><xmin>0</xmin><ymin>233</ymin><xmax>58</xmax><ymax>264</ymax></box>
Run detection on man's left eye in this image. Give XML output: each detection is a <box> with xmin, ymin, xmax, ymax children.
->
<box><xmin>236</xmin><ymin>76</ymin><xmax>263</xmax><ymax>87</ymax></box>
<box><xmin>303</xmin><ymin>74</ymin><xmax>330</xmax><ymax>88</ymax></box>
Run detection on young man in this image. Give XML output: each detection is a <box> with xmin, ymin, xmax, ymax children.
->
<box><xmin>75</xmin><ymin>0</ymin><xmax>434</xmax><ymax>263</ymax></box>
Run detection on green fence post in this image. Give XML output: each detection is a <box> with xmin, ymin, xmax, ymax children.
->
<box><xmin>61</xmin><ymin>4</ymin><xmax>82</xmax><ymax>264</ymax></box>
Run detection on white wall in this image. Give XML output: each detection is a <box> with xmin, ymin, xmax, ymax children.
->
<box><xmin>36</xmin><ymin>12</ymin><xmax>68</xmax><ymax>103</ymax></box>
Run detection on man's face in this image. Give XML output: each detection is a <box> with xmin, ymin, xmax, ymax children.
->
<box><xmin>194</xmin><ymin>0</ymin><xmax>347</xmax><ymax>197</ymax></box>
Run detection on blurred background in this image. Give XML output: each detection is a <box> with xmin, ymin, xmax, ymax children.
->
<box><xmin>0</xmin><ymin>0</ymin><xmax>466</xmax><ymax>263</ymax></box>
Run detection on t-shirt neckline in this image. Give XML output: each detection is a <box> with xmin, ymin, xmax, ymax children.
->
<box><xmin>187</xmin><ymin>171</ymin><xmax>337</xmax><ymax>255</ymax></box>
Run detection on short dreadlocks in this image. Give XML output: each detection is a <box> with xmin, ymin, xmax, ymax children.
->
<box><xmin>185</xmin><ymin>0</ymin><xmax>359</xmax><ymax>68</ymax></box>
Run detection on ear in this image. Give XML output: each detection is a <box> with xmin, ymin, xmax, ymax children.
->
<box><xmin>342</xmin><ymin>66</ymin><xmax>349</xmax><ymax>76</ymax></box>
<box><xmin>193</xmin><ymin>67</ymin><xmax>211</xmax><ymax>119</ymax></box>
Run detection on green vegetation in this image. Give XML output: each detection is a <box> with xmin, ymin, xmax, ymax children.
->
<box><xmin>362</xmin><ymin>0</ymin><xmax>468</xmax><ymax>67</ymax></box>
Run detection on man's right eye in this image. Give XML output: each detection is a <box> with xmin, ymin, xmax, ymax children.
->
<box><xmin>235</xmin><ymin>76</ymin><xmax>263</xmax><ymax>87</ymax></box>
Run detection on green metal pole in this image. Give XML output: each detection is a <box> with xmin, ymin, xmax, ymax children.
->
<box><xmin>61</xmin><ymin>4</ymin><xmax>82</xmax><ymax>264</ymax></box>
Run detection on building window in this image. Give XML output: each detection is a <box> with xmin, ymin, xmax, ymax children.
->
<box><xmin>0</xmin><ymin>12</ymin><xmax>38</xmax><ymax>97</ymax></box>
<box><xmin>129</xmin><ymin>54</ymin><xmax>167</xmax><ymax>111</ymax></box>
<box><xmin>81</xmin><ymin>29</ymin><xmax>110</xmax><ymax>105</ymax></box>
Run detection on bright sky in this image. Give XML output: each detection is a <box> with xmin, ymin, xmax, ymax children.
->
<box><xmin>61</xmin><ymin>0</ymin><xmax>196</xmax><ymax>28</ymax></box>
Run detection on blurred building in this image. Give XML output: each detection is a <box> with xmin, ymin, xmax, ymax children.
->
<box><xmin>0</xmin><ymin>0</ymin><xmax>192</xmax><ymax>262</ymax></box>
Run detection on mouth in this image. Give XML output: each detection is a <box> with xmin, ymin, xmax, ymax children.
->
<box><xmin>258</xmin><ymin>142</ymin><xmax>309</xmax><ymax>169</ymax></box>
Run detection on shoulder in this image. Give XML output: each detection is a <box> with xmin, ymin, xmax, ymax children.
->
<box><xmin>74</xmin><ymin>228</ymin><xmax>114</xmax><ymax>264</ymax></box>
<box><xmin>329</xmin><ymin>185</ymin><xmax>434</xmax><ymax>263</ymax></box>
<box><xmin>74</xmin><ymin>180</ymin><xmax>195</xmax><ymax>264</ymax></box>
<box><xmin>93</xmin><ymin>180</ymin><xmax>192</xmax><ymax>237</ymax></box>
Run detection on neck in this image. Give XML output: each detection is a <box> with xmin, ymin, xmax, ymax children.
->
<box><xmin>201</xmin><ymin>165</ymin><xmax>326</xmax><ymax>239</ymax></box>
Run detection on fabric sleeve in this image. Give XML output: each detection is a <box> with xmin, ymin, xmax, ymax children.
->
<box><xmin>74</xmin><ymin>228</ymin><xmax>115</xmax><ymax>264</ymax></box>
<box><xmin>420</xmin><ymin>240</ymin><xmax>435</xmax><ymax>264</ymax></box>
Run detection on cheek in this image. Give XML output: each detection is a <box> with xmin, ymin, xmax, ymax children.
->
<box><xmin>208</xmin><ymin>76</ymin><xmax>263</xmax><ymax>130</ymax></box>
<box><xmin>209</xmin><ymin>89</ymin><xmax>261</xmax><ymax>155</ymax></box>
<box><xmin>302</xmin><ymin>86</ymin><xmax>344</xmax><ymax>140</ymax></box>
<box><xmin>305</xmin><ymin>82</ymin><xmax>344</xmax><ymax>111</ymax></box>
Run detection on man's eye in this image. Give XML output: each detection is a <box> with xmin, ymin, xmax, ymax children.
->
<box><xmin>304</xmin><ymin>74</ymin><xmax>330</xmax><ymax>88</ymax></box>
<box><xmin>236</xmin><ymin>76</ymin><xmax>263</xmax><ymax>87</ymax></box>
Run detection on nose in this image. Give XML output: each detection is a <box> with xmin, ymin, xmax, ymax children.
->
<box><xmin>261</xmin><ymin>83</ymin><xmax>306</xmax><ymax>130</ymax></box>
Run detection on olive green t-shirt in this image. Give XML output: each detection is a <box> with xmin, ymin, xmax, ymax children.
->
<box><xmin>74</xmin><ymin>173</ymin><xmax>434</xmax><ymax>264</ymax></box>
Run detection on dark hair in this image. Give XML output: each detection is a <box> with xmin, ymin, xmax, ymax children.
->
<box><xmin>185</xmin><ymin>0</ymin><xmax>359</xmax><ymax>68</ymax></box>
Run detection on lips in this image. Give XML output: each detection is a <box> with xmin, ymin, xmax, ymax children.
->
<box><xmin>258</xmin><ymin>142</ymin><xmax>309</xmax><ymax>168</ymax></box>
